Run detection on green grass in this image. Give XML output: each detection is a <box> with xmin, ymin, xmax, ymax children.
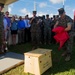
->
<box><xmin>2</xmin><ymin>43</ymin><xmax>75</xmax><ymax>75</ymax></box>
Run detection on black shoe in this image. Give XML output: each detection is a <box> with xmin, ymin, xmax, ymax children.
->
<box><xmin>65</xmin><ymin>54</ymin><xmax>71</xmax><ymax>61</ymax></box>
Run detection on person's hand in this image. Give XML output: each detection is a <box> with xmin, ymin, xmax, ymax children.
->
<box><xmin>7</xmin><ymin>27</ymin><xmax>10</xmax><ymax>30</ymax></box>
<box><xmin>32</xmin><ymin>17</ymin><xmax>35</xmax><ymax>20</ymax></box>
<box><xmin>54</xmin><ymin>25</ymin><xmax>56</xmax><ymax>29</ymax></box>
<box><xmin>54</xmin><ymin>21</ymin><xmax>59</xmax><ymax>28</ymax></box>
<box><xmin>4</xmin><ymin>29</ymin><xmax>7</xmax><ymax>32</ymax></box>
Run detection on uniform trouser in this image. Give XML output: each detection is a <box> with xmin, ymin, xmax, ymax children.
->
<box><xmin>40</xmin><ymin>27</ymin><xmax>44</xmax><ymax>44</ymax></box>
<box><xmin>7</xmin><ymin>30</ymin><xmax>10</xmax><ymax>41</ymax></box>
<box><xmin>63</xmin><ymin>32</ymin><xmax>73</xmax><ymax>54</ymax></box>
<box><xmin>24</xmin><ymin>28</ymin><xmax>31</xmax><ymax>42</ymax></box>
<box><xmin>0</xmin><ymin>30</ymin><xmax>4</xmax><ymax>52</ymax></box>
<box><xmin>18</xmin><ymin>29</ymin><xmax>25</xmax><ymax>44</ymax></box>
<box><xmin>44</xmin><ymin>28</ymin><xmax>51</xmax><ymax>43</ymax></box>
<box><xmin>31</xmin><ymin>32</ymin><xmax>41</xmax><ymax>47</ymax></box>
<box><xmin>0</xmin><ymin>32</ymin><xmax>3</xmax><ymax>52</ymax></box>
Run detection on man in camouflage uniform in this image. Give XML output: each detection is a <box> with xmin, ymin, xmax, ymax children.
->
<box><xmin>0</xmin><ymin>3</ymin><xmax>4</xmax><ymax>54</ymax></box>
<box><xmin>30</xmin><ymin>11</ymin><xmax>41</xmax><ymax>50</ymax></box>
<box><xmin>43</xmin><ymin>14</ymin><xmax>51</xmax><ymax>44</ymax></box>
<box><xmin>54</xmin><ymin>8</ymin><xmax>73</xmax><ymax>61</ymax></box>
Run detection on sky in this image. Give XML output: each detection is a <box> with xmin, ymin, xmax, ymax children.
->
<box><xmin>8</xmin><ymin>0</ymin><xmax>75</xmax><ymax>18</ymax></box>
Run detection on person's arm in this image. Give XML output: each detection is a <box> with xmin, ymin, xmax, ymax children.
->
<box><xmin>3</xmin><ymin>19</ymin><xmax>7</xmax><ymax>32</ymax></box>
<box><xmin>65</xmin><ymin>22</ymin><xmax>72</xmax><ymax>31</ymax></box>
<box><xmin>54</xmin><ymin>21</ymin><xmax>59</xmax><ymax>28</ymax></box>
<box><xmin>29</xmin><ymin>17</ymin><xmax>34</xmax><ymax>24</ymax></box>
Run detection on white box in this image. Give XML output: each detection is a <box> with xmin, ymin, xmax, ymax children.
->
<box><xmin>24</xmin><ymin>48</ymin><xmax>52</xmax><ymax>75</ymax></box>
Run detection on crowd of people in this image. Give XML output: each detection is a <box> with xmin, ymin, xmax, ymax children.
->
<box><xmin>0</xmin><ymin>3</ymin><xmax>74</xmax><ymax>61</ymax></box>
<box><xmin>1</xmin><ymin>9</ymin><xmax>59</xmax><ymax>51</ymax></box>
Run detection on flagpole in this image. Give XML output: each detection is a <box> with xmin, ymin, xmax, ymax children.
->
<box><xmin>34</xmin><ymin>1</ymin><xmax>37</xmax><ymax>11</ymax></box>
<box><xmin>63</xmin><ymin>0</ymin><xmax>64</xmax><ymax>9</ymax></box>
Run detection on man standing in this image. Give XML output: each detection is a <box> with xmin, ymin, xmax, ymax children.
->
<box><xmin>24</xmin><ymin>15</ymin><xmax>31</xmax><ymax>43</ymax></box>
<box><xmin>54</xmin><ymin>8</ymin><xmax>73</xmax><ymax>61</ymax></box>
<box><xmin>4</xmin><ymin>11</ymin><xmax>11</xmax><ymax>42</ymax></box>
<box><xmin>18</xmin><ymin>16</ymin><xmax>25</xmax><ymax>44</ymax></box>
<box><xmin>0</xmin><ymin>3</ymin><xmax>4</xmax><ymax>53</ymax></box>
<box><xmin>30</xmin><ymin>11</ymin><xmax>41</xmax><ymax>50</ymax></box>
<box><xmin>44</xmin><ymin>14</ymin><xmax>51</xmax><ymax>44</ymax></box>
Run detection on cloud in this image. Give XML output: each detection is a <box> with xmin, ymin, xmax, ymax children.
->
<box><xmin>49</xmin><ymin>0</ymin><xmax>64</xmax><ymax>4</ymax></box>
<box><xmin>9</xmin><ymin>4</ymin><xmax>14</xmax><ymax>8</ymax></box>
<box><xmin>37</xmin><ymin>12</ymin><xmax>46</xmax><ymax>16</ymax></box>
<box><xmin>20</xmin><ymin>8</ymin><xmax>28</xmax><ymax>14</ymax></box>
<box><xmin>37</xmin><ymin>12</ymin><xmax>56</xmax><ymax>18</ymax></box>
<box><xmin>39</xmin><ymin>2</ymin><xmax>47</xmax><ymax>8</ymax></box>
<box><xmin>65</xmin><ymin>6</ymin><xmax>73</xmax><ymax>11</ymax></box>
<box><xmin>49</xmin><ymin>13</ymin><xmax>54</xmax><ymax>17</ymax></box>
<box><xmin>8</xmin><ymin>4</ymin><xmax>14</xmax><ymax>13</ymax></box>
<box><xmin>19</xmin><ymin>8</ymin><xmax>58</xmax><ymax>18</ymax></box>
<box><xmin>8</xmin><ymin>7</ymin><xmax>12</xmax><ymax>13</ymax></box>
<box><xmin>20</xmin><ymin>8</ymin><xmax>32</xmax><ymax>17</ymax></box>
<box><xmin>73</xmin><ymin>9</ymin><xmax>75</xmax><ymax>12</ymax></box>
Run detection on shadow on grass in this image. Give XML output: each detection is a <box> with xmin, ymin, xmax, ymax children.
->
<box><xmin>8</xmin><ymin>43</ymin><xmax>75</xmax><ymax>75</ymax></box>
<box><xmin>42</xmin><ymin>44</ymin><xmax>75</xmax><ymax>75</ymax></box>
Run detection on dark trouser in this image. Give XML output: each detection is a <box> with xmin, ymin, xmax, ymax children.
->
<box><xmin>0</xmin><ymin>34</ymin><xmax>3</xmax><ymax>52</ymax></box>
<box><xmin>31</xmin><ymin>32</ymin><xmax>41</xmax><ymax>48</ymax></box>
<box><xmin>44</xmin><ymin>28</ymin><xmax>51</xmax><ymax>44</ymax></box>
<box><xmin>40</xmin><ymin>27</ymin><xmax>44</xmax><ymax>44</ymax></box>
<box><xmin>18</xmin><ymin>29</ymin><xmax>25</xmax><ymax>44</ymax></box>
<box><xmin>0</xmin><ymin>30</ymin><xmax>5</xmax><ymax>53</ymax></box>
<box><xmin>24</xmin><ymin>27</ymin><xmax>31</xmax><ymax>43</ymax></box>
<box><xmin>63</xmin><ymin>32</ymin><xmax>73</xmax><ymax>54</ymax></box>
<box><xmin>51</xmin><ymin>31</ymin><xmax>56</xmax><ymax>44</ymax></box>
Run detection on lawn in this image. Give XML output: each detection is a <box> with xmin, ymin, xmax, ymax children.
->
<box><xmin>2</xmin><ymin>43</ymin><xmax>75</xmax><ymax>75</ymax></box>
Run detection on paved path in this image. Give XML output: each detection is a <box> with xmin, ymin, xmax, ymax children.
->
<box><xmin>0</xmin><ymin>52</ymin><xmax>24</xmax><ymax>74</ymax></box>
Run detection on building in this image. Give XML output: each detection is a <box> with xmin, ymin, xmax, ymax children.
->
<box><xmin>0</xmin><ymin>0</ymin><xmax>18</xmax><ymax>12</ymax></box>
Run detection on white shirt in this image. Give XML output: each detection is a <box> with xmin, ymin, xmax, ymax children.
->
<box><xmin>24</xmin><ymin>19</ymin><xmax>31</xmax><ymax>28</ymax></box>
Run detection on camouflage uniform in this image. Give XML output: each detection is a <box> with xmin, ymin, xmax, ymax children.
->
<box><xmin>0</xmin><ymin>12</ymin><xmax>4</xmax><ymax>52</ymax></box>
<box><xmin>30</xmin><ymin>17</ymin><xmax>41</xmax><ymax>48</ymax></box>
<box><xmin>43</xmin><ymin>19</ymin><xmax>51</xmax><ymax>44</ymax></box>
<box><xmin>57</xmin><ymin>15</ymin><xmax>73</xmax><ymax>54</ymax></box>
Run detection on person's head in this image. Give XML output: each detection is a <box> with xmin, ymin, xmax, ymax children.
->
<box><xmin>42</xmin><ymin>15</ymin><xmax>45</xmax><ymax>19</ymax></box>
<box><xmin>26</xmin><ymin>14</ymin><xmax>28</xmax><ymax>17</ymax></box>
<box><xmin>58</xmin><ymin>8</ymin><xmax>65</xmax><ymax>17</ymax></box>
<box><xmin>15</xmin><ymin>15</ymin><xmax>18</xmax><ymax>20</ymax></box>
<box><xmin>25</xmin><ymin>15</ymin><xmax>29</xmax><ymax>19</ymax></box>
<box><xmin>5</xmin><ymin>11</ymin><xmax>9</xmax><ymax>17</ymax></box>
<box><xmin>0</xmin><ymin>3</ymin><xmax>4</xmax><ymax>11</ymax></box>
<box><xmin>53</xmin><ymin>15</ymin><xmax>55</xmax><ymax>19</ymax></box>
<box><xmin>46</xmin><ymin>14</ymin><xmax>49</xmax><ymax>19</ymax></box>
<box><xmin>19</xmin><ymin>16</ymin><xmax>22</xmax><ymax>20</ymax></box>
<box><xmin>33</xmin><ymin>11</ymin><xmax>37</xmax><ymax>17</ymax></box>
<box><xmin>57</xmin><ymin>15</ymin><xmax>59</xmax><ymax>18</ymax></box>
<box><xmin>12</xmin><ymin>16</ymin><xmax>15</xmax><ymax>21</ymax></box>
